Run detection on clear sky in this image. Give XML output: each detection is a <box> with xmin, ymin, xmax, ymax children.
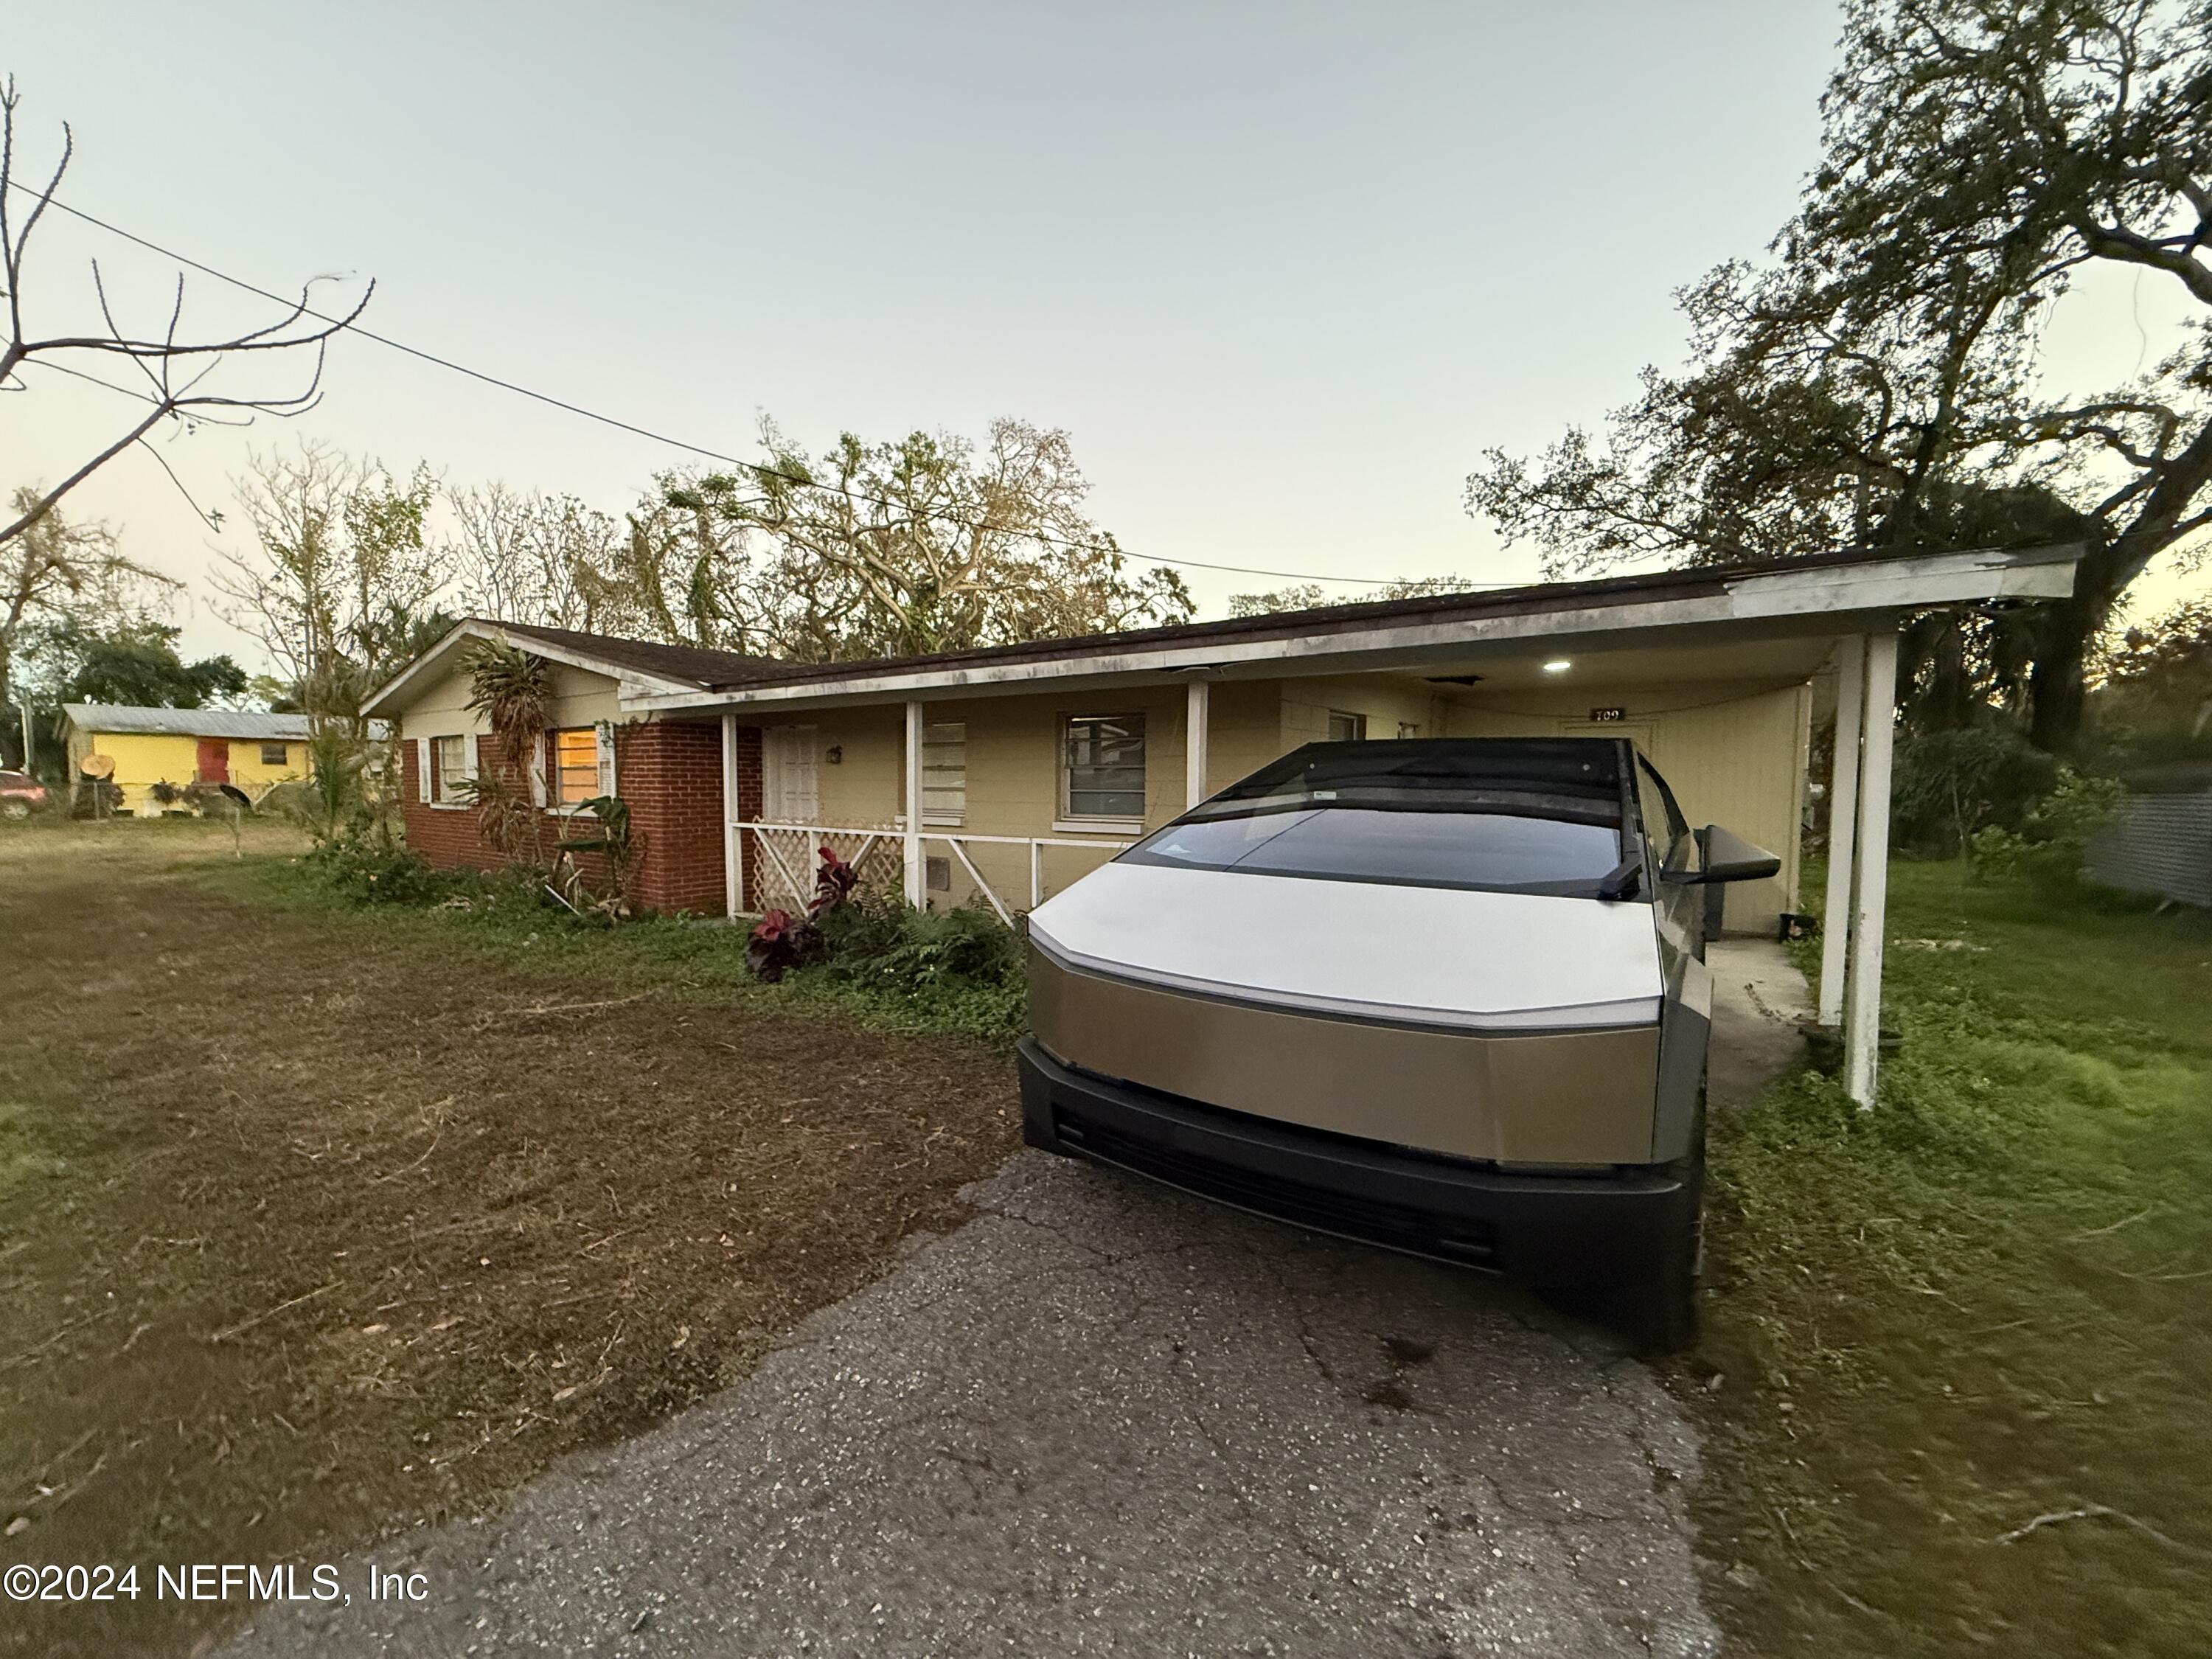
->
<box><xmin>5</xmin><ymin>3</ymin><xmax>2202</xmax><ymax>669</ymax></box>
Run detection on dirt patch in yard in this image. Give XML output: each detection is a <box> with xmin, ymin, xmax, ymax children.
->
<box><xmin>0</xmin><ymin>824</ymin><xmax>1020</xmax><ymax>1658</ymax></box>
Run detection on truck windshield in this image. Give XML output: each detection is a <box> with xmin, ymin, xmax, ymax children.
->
<box><xmin>1119</xmin><ymin>739</ymin><xmax>1629</xmax><ymax>897</ymax></box>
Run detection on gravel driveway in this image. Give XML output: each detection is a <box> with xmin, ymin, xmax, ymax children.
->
<box><xmin>225</xmin><ymin>1152</ymin><xmax>1718</xmax><ymax>1658</ymax></box>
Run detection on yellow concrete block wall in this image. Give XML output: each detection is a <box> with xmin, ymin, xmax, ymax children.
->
<box><xmin>77</xmin><ymin>732</ymin><xmax>201</xmax><ymax>814</ymax></box>
<box><xmin>223</xmin><ymin>739</ymin><xmax>308</xmax><ymax>797</ymax></box>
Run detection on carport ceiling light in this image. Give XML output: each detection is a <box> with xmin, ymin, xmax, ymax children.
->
<box><xmin>1541</xmin><ymin>658</ymin><xmax>1572</xmax><ymax>673</ymax></box>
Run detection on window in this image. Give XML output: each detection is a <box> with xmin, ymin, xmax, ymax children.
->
<box><xmin>260</xmin><ymin>742</ymin><xmax>289</xmax><ymax>767</ymax></box>
<box><xmin>1326</xmin><ymin>710</ymin><xmax>1367</xmax><ymax>742</ymax></box>
<box><xmin>1122</xmin><ymin>737</ymin><xmax>1630</xmax><ymax>898</ymax></box>
<box><xmin>922</xmin><ymin>721</ymin><xmax>966</xmax><ymax>826</ymax></box>
<box><xmin>553</xmin><ymin>727</ymin><xmax>599</xmax><ymax>806</ymax></box>
<box><xmin>434</xmin><ymin>735</ymin><xmax>471</xmax><ymax>801</ymax></box>
<box><xmin>1063</xmin><ymin>714</ymin><xmax>1146</xmax><ymax>821</ymax></box>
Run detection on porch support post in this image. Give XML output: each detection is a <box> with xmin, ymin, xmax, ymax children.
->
<box><xmin>902</xmin><ymin>699</ymin><xmax>925</xmax><ymax>908</ymax></box>
<box><xmin>1186</xmin><ymin>677</ymin><xmax>1211</xmax><ymax>810</ymax></box>
<box><xmin>720</xmin><ymin>713</ymin><xmax>740</xmax><ymax>920</ymax></box>
<box><xmin>1843</xmin><ymin>626</ymin><xmax>1899</xmax><ymax>1107</ymax></box>
<box><xmin>1817</xmin><ymin>638</ymin><xmax>1866</xmax><ymax>1026</ymax></box>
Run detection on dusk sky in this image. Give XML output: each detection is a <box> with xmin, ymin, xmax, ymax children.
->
<box><xmin>7</xmin><ymin>3</ymin><xmax>2202</xmax><ymax>668</ymax></box>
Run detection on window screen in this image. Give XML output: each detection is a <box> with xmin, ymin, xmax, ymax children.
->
<box><xmin>434</xmin><ymin>736</ymin><xmax>470</xmax><ymax>800</ymax></box>
<box><xmin>923</xmin><ymin>721</ymin><xmax>966</xmax><ymax>826</ymax></box>
<box><xmin>554</xmin><ymin>728</ymin><xmax>598</xmax><ymax>805</ymax></box>
<box><xmin>260</xmin><ymin>742</ymin><xmax>289</xmax><ymax>767</ymax></box>
<box><xmin>1065</xmin><ymin>714</ymin><xmax>1145</xmax><ymax>819</ymax></box>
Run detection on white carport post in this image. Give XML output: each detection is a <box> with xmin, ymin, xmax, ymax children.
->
<box><xmin>721</xmin><ymin>713</ymin><xmax>740</xmax><ymax>919</ymax></box>
<box><xmin>1186</xmin><ymin>677</ymin><xmax>1211</xmax><ymax>809</ymax></box>
<box><xmin>1817</xmin><ymin>639</ymin><xmax>1867</xmax><ymax>1027</ymax></box>
<box><xmin>902</xmin><ymin>700</ymin><xmax>925</xmax><ymax>908</ymax></box>
<box><xmin>1842</xmin><ymin>627</ymin><xmax>1900</xmax><ymax>1107</ymax></box>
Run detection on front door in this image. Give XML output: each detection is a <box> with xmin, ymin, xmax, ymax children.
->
<box><xmin>762</xmin><ymin>725</ymin><xmax>818</xmax><ymax>824</ymax></box>
<box><xmin>195</xmin><ymin>737</ymin><xmax>229</xmax><ymax>785</ymax></box>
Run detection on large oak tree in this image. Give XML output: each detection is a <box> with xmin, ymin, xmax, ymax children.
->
<box><xmin>1468</xmin><ymin>0</ymin><xmax>2212</xmax><ymax>748</ymax></box>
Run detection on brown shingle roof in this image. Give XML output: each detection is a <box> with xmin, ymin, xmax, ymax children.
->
<box><xmin>487</xmin><ymin>622</ymin><xmax>786</xmax><ymax>689</ymax></box>
<box><xmin>470</xmin><ymin>540</ymin><xmax>2078</xmax><ymax>696</ymax></box>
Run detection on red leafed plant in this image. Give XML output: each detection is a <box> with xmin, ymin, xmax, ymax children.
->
<box><xmin>745</xmin><ymin>908</ymin><xmax>810</xmax><ymax>981</ymax></box>
<box><xmin>746</xmin><ymin>846</ymin><xmax>862</xmax><ymax>981</ymax></box>
<box><xmin>810</xmin><ymin>845</ymin><xmax>858</xmax><ymax>916</ymax></box>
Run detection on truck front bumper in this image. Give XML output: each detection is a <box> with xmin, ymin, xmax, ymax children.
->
<box><xmin>1018</xmin><ymin>1038</ymin><xmax>1695</xmax><ymax>1288</ymax></box>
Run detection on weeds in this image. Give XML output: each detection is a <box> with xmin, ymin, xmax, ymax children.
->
<box><xmin>1695</xmin><ymin>859</ymin><xmax>2212</xmax><ymax>1658</ymax></box>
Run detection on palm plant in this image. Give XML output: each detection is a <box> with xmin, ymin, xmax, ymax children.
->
<box><xmin>460</xmin><ymin>638</ymin><xmax>554</xmax><ymax>866</ymax></box>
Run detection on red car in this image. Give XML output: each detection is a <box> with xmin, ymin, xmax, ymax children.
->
<box><xmin>0</xmin><ymin>771</ymin><xmax>49</xmax><ymax>819</ymax></box>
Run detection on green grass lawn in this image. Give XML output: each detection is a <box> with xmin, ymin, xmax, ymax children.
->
<box><xmin>1694</xmin><ymin>860</ymin><xmax>2212</xmax><ymax>1658</ymax></box>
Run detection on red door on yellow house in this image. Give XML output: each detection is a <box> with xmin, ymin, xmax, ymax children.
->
<box><xmin>195</xmin><ymin>737</ymin><xmax>229</xmax><ymax>785</ymax></box>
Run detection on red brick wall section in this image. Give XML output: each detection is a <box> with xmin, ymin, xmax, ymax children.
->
<box><xmin>399</xmin><ymin>736</ymin><xmax>507</xmax><ymax>874</ymax></box>
<box><xmin>617</xmin><ymin>720</ymin><xmax>727</xmax><ymax>917</ymax></box>
<box><xmin>734</xmin><ymin>725</ymin><xmax>763</xmax><ymax>911</ymax></box>
<box><xmin>400</xmin><ymin>722</ymin><xmax>731</xmax><ymax>917</ymax></box>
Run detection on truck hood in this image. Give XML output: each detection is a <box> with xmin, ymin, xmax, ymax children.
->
<box><xmin>1027</xmin><ymin>861</ymin><xmax>1663</xmax><ymax>1032</ymax></box>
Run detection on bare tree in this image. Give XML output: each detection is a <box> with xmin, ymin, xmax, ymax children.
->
<box><xmin>0</xmin><ymin>76</ymin><xmax>370</xmax><ymax>551</ymax></box>
<box><xmin>445</xmin><ymin>482</ymin><xmax>619</xmax><ymax>629</ymax></box>
<box><xmin>210</xmin><ymin>442</ymin><xmax>442</xmax><ymax>722</ymax></box>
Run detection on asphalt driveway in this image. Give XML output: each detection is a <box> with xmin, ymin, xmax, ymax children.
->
<box><xmin>225</xmin><ymin>1153</ymin><xmax>1718</xmax><ymax>1658</ymax></box>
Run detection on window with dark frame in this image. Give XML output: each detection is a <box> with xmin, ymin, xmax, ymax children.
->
<box><xmin>1063</xmin><ymin>714</ymin><xmax>1146</xmax><ymax>820</ymax></box>
<box><xmin>434</xmin><ymin>735</ymin><xmax>470</xmax><ymax>801</ymax></box>
<box><xmin>554</xmin><ymin>727</ymin><xmax>598</xmax><ymax>806</ymax></box>
<box><xmin>259</xmin><ymin>742</ymin><xmax>288</xmax><ymax>767</ymax></box>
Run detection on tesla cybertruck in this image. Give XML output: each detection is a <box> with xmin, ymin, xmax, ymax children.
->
<box><xmin>1017</xmin><ymin>737</ymin><xmax>1780</xmax><ymax>1347</ymax></box>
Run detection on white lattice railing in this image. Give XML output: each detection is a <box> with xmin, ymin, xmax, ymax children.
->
<box><xmin>727</xmin><ymin>821</ymin><xmax>1138</xmax><ymax>922</ymax></box>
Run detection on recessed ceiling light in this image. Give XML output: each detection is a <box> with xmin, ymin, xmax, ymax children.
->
<box><xmin>1542</xmin><ymin>658</ymin><xmax>1571</xmax><ymax>673</ymax></box>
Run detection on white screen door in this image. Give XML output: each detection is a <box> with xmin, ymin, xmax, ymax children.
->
<box><xmin>763</xmin><ymin>725</ymin><xmax>819</xmax><ymax>823</ymax></box>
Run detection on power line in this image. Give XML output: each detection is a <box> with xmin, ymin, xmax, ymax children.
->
<box><xmin>12</xmin><ymin>181</ymin><xmax>1500</xmax><ymax>592</ymax></box>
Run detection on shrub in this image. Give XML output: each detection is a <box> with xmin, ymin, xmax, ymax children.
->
<box><xmin>1893</xmin><ymin>725</ymin><xmax>2056</xmax><ymax>857</ymax></box>
<box><xmin>305</xmin><ymin>835</ymin><xmax>453</xmax><ymax>905</ymax></box>
<box><xmin>1965</xmin><ymin>766</ymin><xmax>2125</xmax><ymax>889</ymax></box>
<box><xmin>818</xmin><ymin>897</ymin><xmax>1024</xmax><ymax>995</ymax></box>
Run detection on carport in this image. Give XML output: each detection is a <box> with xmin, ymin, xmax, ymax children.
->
<box><xmin>624</xmin><ymin>540</ymin><xmax>2085</xmax><ymax>1107</ymax></box>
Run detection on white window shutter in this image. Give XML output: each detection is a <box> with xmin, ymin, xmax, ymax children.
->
<box><xmin>596</xmin><ymin>720</ymin><xmax>617</xmax><ymax>798</ymax></box>
<box><xmin>528</xmin><ymin>734</ymin><xmax>548</xmax><ymax>807</ymax></box>
<box><xmin>415</xmin><ymin>737</ymin><xmax>432</xmax><ymax>802</ymax></box>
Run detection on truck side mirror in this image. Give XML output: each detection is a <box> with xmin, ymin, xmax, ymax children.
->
<box><xmin>1675</xmin><ymin>824</ymin><xmax>1781</xmax><ymax>885</ymax></box>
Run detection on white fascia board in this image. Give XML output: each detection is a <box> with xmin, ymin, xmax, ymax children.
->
<box><xmin>619</xmin><ymin>545</ymin><xmax>2083</xmax><ymax>717</ymax></box>
<box><xmin>366</xmin><ymin>621</ymin><xmax>702</xmax><ymax>716</ymax></box>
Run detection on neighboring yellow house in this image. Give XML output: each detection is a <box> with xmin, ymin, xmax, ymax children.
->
<box><xmin>60</xmin><ymin>703</ymin><xmax>320</xmax><ymax>816</ymax></box>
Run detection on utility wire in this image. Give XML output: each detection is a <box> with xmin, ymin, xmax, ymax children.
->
<box><xmin>13</xmin><ymin>181</ymin><xmax>1503</xmax><ymax>592</ymax></box>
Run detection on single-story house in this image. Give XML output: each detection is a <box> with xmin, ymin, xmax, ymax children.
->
<box><xmin>59</xmin><ymin>703</ymin><xmax>375</xmax><ymax>816</ymax></box>
<box><xmin>366</xmin><ymin>540</ymin><xmax>2087</xmax><ymax>1103</ymax></box>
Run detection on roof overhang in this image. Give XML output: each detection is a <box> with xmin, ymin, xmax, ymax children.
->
<box><xmin>624</xmin><ymin>543</ymin><xmax>2082</xmax><ymax>716</ymax></box>
<box><xmin>364</xmin><ymin>619</ymin><xmax>709</xmax><ymax>717</ymax></box>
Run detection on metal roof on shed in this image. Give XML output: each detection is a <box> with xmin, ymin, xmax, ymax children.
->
<box><xmin>61</xmin><ymin>704</ymin><xmax>394</xmax><ymax>740</ymax></box>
